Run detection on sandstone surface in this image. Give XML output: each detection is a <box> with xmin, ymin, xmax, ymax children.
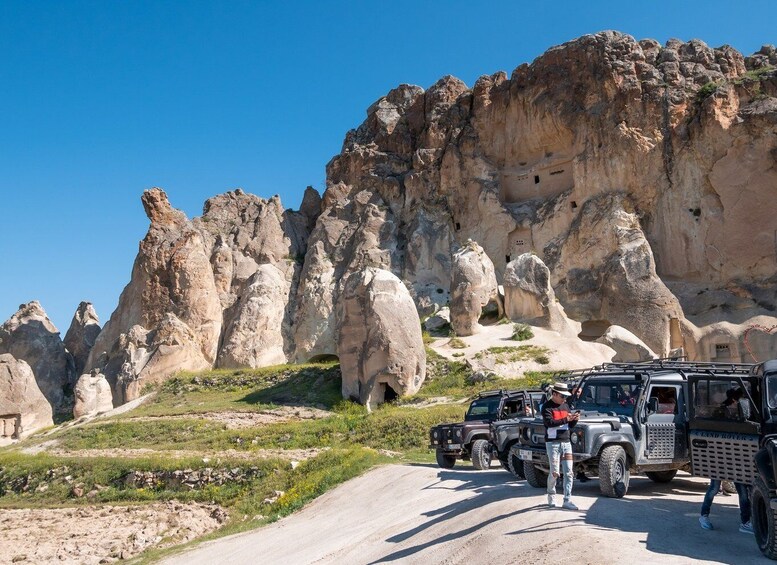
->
<box><xmin>0</xmin><ymin>301</ymin><xmax>73</xmax><ymax>417</ymax></box>
<box><xmin>595</xmin><ymin>325</ymin><xmax>657</xmax><ymax>362</ymax></box>
<box><xmin>0</xmin><ymin>354</ymin><xmax>53</xmax><ymax>440</ymax></box>
<box><xmin>450</xmin><ymin>240</ymin><xmax>501</xmax><ymax>336</ymax></box>
<box><xmin>64</xmin><ymin>301</ymin><xmax>101</xmax><ymax>376</ymax></box>
<box><xmin>337</xmin><ymin>268</ymin><xmax>426</xmax><ymax>408</ymax></box>
<box><xmin>503</xmin><ymin>253</ymin><xmax>576</xmax><ymax>336</ymax></box>
<box><xmin>73</xmin><ymin>369</ymin><xmax>114</xmax><ymax>418</ymax></box>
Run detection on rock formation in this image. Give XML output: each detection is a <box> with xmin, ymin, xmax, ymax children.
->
<box><xmin>595</xmin><ymin>325</ymin><xmax>657</xmax><ymax>362</ymax></box>
<box><xmin>503</xmin><ymin>253</ymin><xmax>575</xmax><ymax>336</ymax></box>
<box><xmin>73</xmin><ymin>369</ymin><xmax>114</xmax><ymax>419</ymax></box>
<box><xmin>337</xmin><ymin>268</ymin><xmax>426</xmax><ymax>408</ymax></box>
<box><xmin>86</xmin><ymin>188</ymin><xmax>312</xmax><ymax>404</ymax></box>
<box><xmin>450</xmin><ymin>240</ymin><xmax>502</xmax><ymax>336</ymax></box>
<box><xmin>0</xmin><ymin>301</ymin><xmax>74</xmax><ymax>417</ymax></box>
<box><xmin>0</xmin><ymin>354</ymin><xmax>53</xmax><ymax>440</ymax></box>
<box><xmin>64</xmin><ymin>302</ymin><xmax>101</xmax><ymax>377</ymax></box>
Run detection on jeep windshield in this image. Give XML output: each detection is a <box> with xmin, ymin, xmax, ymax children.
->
<box><xmin>465</xmin><ymin>397</ymin><xmax>500</xmax><ymax>421</ymax></box>
<box><xmin>576</xmin><ymin>378</ymin><xmax>642</xmax><ymax>417</ymax></box>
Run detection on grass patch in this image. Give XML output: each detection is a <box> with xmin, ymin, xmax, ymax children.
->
<box><xmin>473</xmin><ymin>345</ymin><xmax>552</xmax><ymax>364</ymax></box>
<box><xmin>447</xmin><ymin>337</ymin><xmax>467</xmax><ymax>349</ymax></box>
<box><xmin>511</xmin><ymin>323</ymin><xmax>534</xmax><ymax>341</ymax></box>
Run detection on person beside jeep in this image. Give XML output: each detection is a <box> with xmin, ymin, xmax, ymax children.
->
<box><xmin>543</xmin><ymin>382</ymin><xmax>580</xmax><ymax>510</ymax></box>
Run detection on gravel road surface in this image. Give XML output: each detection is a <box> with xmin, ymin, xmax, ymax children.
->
<box><xmin>161</xmin><ymin>464</ymin><xmax>769</xmax><ymax>565</ymax></box>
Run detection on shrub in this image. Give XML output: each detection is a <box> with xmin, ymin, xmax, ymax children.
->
<box><xmin>511</xmin><ymin>323</ymin><xmax>534</xmax><ymax>341</ymax></box>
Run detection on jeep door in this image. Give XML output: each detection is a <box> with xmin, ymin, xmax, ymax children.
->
<box><xmin>642</xmin><ymin>383</ymin><xmax>686</xmax><ymax>464</ymax></box>
<box><xmin>687</xmin><ymin>375</ymin><xmax>761</xmax><ymax>484</ymax></box>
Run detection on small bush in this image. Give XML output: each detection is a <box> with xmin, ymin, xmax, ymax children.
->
<box><xmin>697</xmin><ymin>81</ymin><xmax>719</xmax><ymax>101</ymax></box>
<box><xmin>534</xmin><ymin>354</ymin><xmax>550</xmax><ymax>365</ymax></box>
<box><xmin>448</xmin><ymin>337</ymin><xmax>467</xmax><ymax>349</ymax></box>
<box><xmin>511</xmin><ymin>323</ymin><xmax>534</xmax><ymax>341</ymax></box>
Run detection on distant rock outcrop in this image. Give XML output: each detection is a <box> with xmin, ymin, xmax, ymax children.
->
<box><xmin>0</xmin><ymin>354</ymin><xmax>53</xmax><ymax>440</ymax></box>
<box><xmin>86</xmin><ymin>188</ymin><xmax>312</xmax><ymax>404</ymax></box>
<box><xmin>337</xmin><ymin>268</ymin><xmax>426</xmax><ymax>408</ymax></box>
<box><xmin>0</xmin><ymin>301</ymin><xmax>74</xmax><ymax>417</ymax></box>
<box><xmin>64</xmin><ymin>302</ymin><xmax>101</xmax><ymax>377</ymax></box>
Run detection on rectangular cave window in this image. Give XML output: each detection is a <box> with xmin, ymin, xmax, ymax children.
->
<box><xmin>715</xmin><ymin>344</ymin><xmax>730</xmax><ymax>354</ymax></box>
<box><xmin>505</xmin><ymin>255</ymin><xmax>511</xmax><ymax>263</ymax></box>
<box><xmin>455</xmin><ymin>222</ymin><xmax>461</xmax><ymax>231</ymax></box>
<box><xmin>571</xmin><ymin>201</ymin><xmax>578</xmax><ymax>209</ymax></box>
<box><xmin>534</xmin><ymin>175</ymin><xmax>540</xmax><ymax>184</ymax></box>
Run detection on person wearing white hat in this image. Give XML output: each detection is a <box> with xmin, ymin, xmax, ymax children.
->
<box><xmin>542</xmin><ymin>382</ymin><xmax>580</xmax><ymax>510</ymax></box>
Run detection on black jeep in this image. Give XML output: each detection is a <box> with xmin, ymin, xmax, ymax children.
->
<box><xmin>429</xmin><ymin>389</ymin><xmax>543</xmax><ymax>470</ymax></box>
<box><xmin>687</xmin><ymin>359</ymin><xmax>777</xmax><ymax>559</ymax></box>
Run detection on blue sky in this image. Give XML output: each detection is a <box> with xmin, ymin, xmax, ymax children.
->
<box><xmin>1</xmin><ymin>0</ymin><xmax>773</xmax><ymax>332</ymax></box>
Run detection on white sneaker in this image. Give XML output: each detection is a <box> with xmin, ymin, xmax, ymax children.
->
<box><xmin>547</xmin><ymin>494</ymin><xmax>556</xmax><ymax>507</ymax></box>
<box><xmin>562</xmin><ymin>500</ymin><xmax>579</xmax><ymax>511</ymax></box>
<box><xmin>699</xmin><ymin>515</ymin><xmax>713</xmax><ymax>530</ymax></box>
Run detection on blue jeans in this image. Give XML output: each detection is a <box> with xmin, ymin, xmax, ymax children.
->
<box><xmin>701</xmin><ymin>480</ymin><xmax>751</xmax><ymax>524</ymax></box>
<box><xmin>546</xmin><ymin>441</ymin><xmax>573</xmax><ymax>501</ymax></box>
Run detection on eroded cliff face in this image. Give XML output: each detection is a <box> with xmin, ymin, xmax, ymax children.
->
<box><xmin>299</xmin><ymin>31</ymin><xmax>777</xmax><ymax>361</ymax></box>
<box><xmin>79</xmin><ymin>32</ymin><xmax>777</xmax><ymax>404</ymax></box>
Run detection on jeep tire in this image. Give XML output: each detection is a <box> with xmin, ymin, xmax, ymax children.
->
<box><xmin>524</xmin><ymin>461</ymin><xmax>548</xmax><ymax>488</ymax></box>
<box><xmin>436</xmin><ymin>450</ymin><xmax>456</xmax><ymax>469</ymax></box>
<box><xmin>471</xmin><ymin>439</ymin><xmax>492</xmax><ymax>470</ymax></box>
<box><xmin>598</xmin><ymin>445</ymin><xmax>629</xmax><ymax>498</ymax></box>
<box><xmin>507</xmin><ymin>446</ymin><xmax>525</xmax><ymax>479</ymax></box>
<box><xmin>752</xmin><ymin>476</ymin><xmax>777</xmax><ymax>559</ymax></box>
<box><xmin>645</xmin><ymin>470</ymin><xmax>677</xmax><ymax>483</ymax></box>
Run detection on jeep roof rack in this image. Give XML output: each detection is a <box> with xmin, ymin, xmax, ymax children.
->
<box><xmin>552</xmin><ymin>359</ymin><xmax>755</xmax><ymax>382</ymax></box>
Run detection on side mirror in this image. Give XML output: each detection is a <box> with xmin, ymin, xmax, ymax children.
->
<box><xmin>739</xmin><ymin>398</ymin><xmax>752</xmax><ymax>420</ymax></box>
<box><xmin>647</xmin><ymin>397</ymin><xmax>659</xmax><ymax>414</ymax></box>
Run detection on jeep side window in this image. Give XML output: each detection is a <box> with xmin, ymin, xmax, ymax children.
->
<box><xmin>465</xmin><ymin>397</ymin><xmax>500</xmax><ymax>420</ymax></box>
<box><xmin>577</xmin><ymin>379</ymin><xmax>641</xmax><ymax>416</ymax></box>
<box><xmin>693</xmin><ymin>379</ymin><xmax>754</xmax><ymax>421</ymax></box>
<box><xmin>767</xmin><ymin>376</ymin><xmax>777</xmax><ymax>410</ymax></box>
<box><xmin>649</xmin><ymin>386</ymin><xmax>678</xmax><ymax>415</ymax></box>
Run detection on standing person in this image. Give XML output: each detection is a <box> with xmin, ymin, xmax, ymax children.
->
<box><xmin>543</xmin><ymin>383</ymin><xmax>580</xmax><ymax>510</ymax></box>
<box><xmin>699</xmin><ymin>479</ymin><xmax>752</xmax><ymax>533</ymax></box>
<box><xmin>699</xmin><ymin>387</ymin><xmax>753</xmax><ymax>533</ymax></box>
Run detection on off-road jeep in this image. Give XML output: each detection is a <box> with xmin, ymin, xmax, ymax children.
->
<box><xmin>490</xmin><ymin>389</ymin><xmax>553</xmax><ymax>478</ymax></box>
<box><xmin>514</xmin><ymin>361</ymin><xmax>751</xmax><ymax>498</ymax></box>
<box><xmin>686</xmin><ymin>359</ymin><xmax>777</xmax><ymax>559</ymax></box>
<box><xmin>429</xmin><ymin>389</ymin><xmax>543</xmax><ymax>470</ymax></box>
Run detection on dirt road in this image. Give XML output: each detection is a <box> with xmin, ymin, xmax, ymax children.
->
<box><xmin>161</xmin><ymin>464</ymin><xmax>769</xmax><ymax>565</ymax></box>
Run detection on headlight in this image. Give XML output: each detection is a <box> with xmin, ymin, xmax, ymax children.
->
<box><xmin>455</xmin><ymin>429</ymin><xmax>462</xmax><ymax>438</ymax></box>
<box><xmin>433</xmin><ymin>431</ymin><xmax>438</xmax><ymax>439</ymax></box>
<box><xmin>522</xmin><ymin>428</ymin><xmax>532</xmax><ymax>441</ymax></box>
<box><xmin>570</xmin><ymin>433</ymin><xmax>578</xmax><ymax>445</ymax></box>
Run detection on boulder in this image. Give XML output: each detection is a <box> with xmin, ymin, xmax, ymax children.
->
<box><xmin>595</xmin><ymin>325</ymin><xmax>657</xmax><ymax>362</ymax></box>
<box><xmin>0</xmin><ymin>301</ymin><xmax>73</xmax><ymax>417</ymax></box>
<box><xmin>0</xmin><ymin>354</ymin><xmax>53</xmax><ymax>440</ymax></box>
<box><xmin>503</xmin><ymin>254</ymin><xmax>576</xmax><ymax>336</ymax></box>
<box><xmin>424</xmin><ymin>307</ymin><xmax>451</xmax><ymax>332</ymax></box>
<box><xmin>218</xmin><ymin>264</ymin><xmax>290</xmax><ymax>368</ymax></box>
<box><xmin>73</xmin><ymin>369</ymin><xmax>114</xmax><ymax>418</ymax></box>
<box><xmin>64</xmin><ymin>302</ymin><xmax>101</xmax><ymax>377</ymax></box>
<box><xmin>337</xmin><ymin>268</ymin><xmax>426</xmax><ymax>409</ymax></box>
<box><xmin>450</xmin><ymin>240</ymin><xmax>501</xmax><ymax>336</ymax></box>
